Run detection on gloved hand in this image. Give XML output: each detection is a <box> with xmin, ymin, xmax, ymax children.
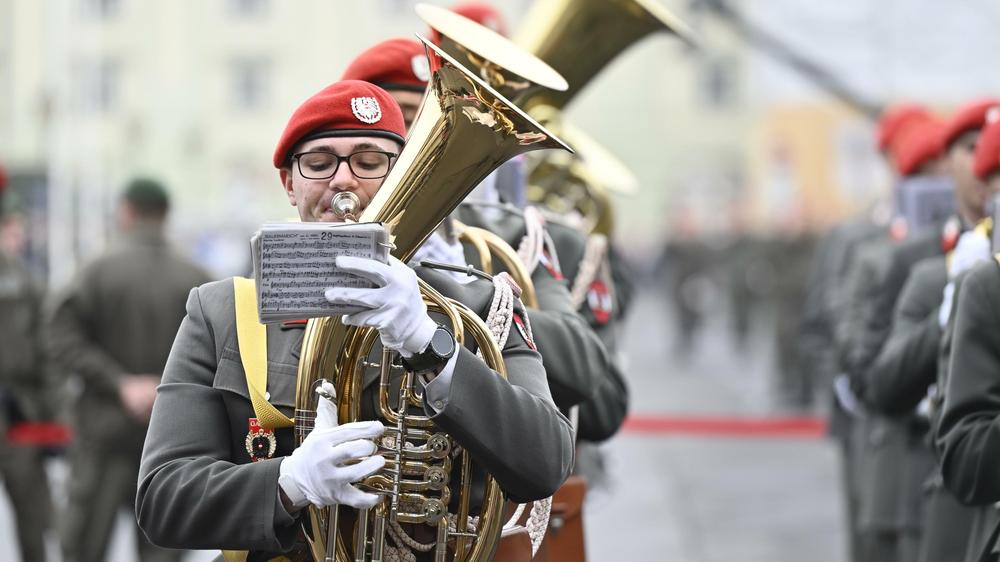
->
<box><xmin>949</xmin><ymin>230</ymin><xmax>991</xmax><ymax>279</ymax></box>
<box><xmin>278</xmin><ymin>384</ymin><xmax>385</xmax><ymax>509</ymax></box>
<box><xmin>326</xmin><ymin>255</ymin><xmax>438</xmax><ymax>357</ymax></box>
<box><xmin>832</xmin><ymin>374</ymin><xmax>865</xmax><ymax>417</ymax></box>
<box><xmin>938</xmin><ymin>281</ymin><xmax>955</xmax><ymax>329</ymax></box>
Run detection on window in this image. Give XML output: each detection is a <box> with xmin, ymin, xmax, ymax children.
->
<box><xmin>81</xmin><ymin>58</ymin><xmax>120</xmax><ymax>114</ymax></box>
<box><xmin>81</xmin><ymin>0</ymin><xmax>121</xmax><ymax>20</ymax></box>
<box><xmin>228</xmin><ymin>0</ymin><xmax>268</xmax><ymax>17</ymax></box>
<box><xmin>698</xmin><ymin>56</ymin><xmax>738</xmax><ymax>109</ymax></box>
<box><xmin>231</xmin><ymin>58</ymin><xmax>270</xmax><ymax>111</ymax></box>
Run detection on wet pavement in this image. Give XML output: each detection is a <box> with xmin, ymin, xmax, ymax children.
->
<box><xmin>585</xmin><ymin>286</ymin><xmax>846</xmax><ymax>562</ymax></box>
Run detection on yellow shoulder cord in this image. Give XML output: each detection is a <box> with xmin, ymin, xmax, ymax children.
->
<box><xmin>223</xmin><ymin>279</ymin><xmax>295</xmax><ymax>562</ymax></box>
<box><xmin>233</xmin><ymin>277</ymin><xmax>293</xmax><ymax>430</ymax></box>
<box><xmin>976</xmin><ymin>217</ymin><xmax>993</xmax><ymax>237</ymax></box>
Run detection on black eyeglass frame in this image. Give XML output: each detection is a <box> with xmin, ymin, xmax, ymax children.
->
<box><xmin>291</xmin><ymin>150</ymin><xmax>399</xmax><ymax>180</ymax></box>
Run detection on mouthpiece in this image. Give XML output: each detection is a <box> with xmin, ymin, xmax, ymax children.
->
<box><xmin>331</xmin><ymin>192</ymin><xmax>360</xmax><ymax>222</ymax></box>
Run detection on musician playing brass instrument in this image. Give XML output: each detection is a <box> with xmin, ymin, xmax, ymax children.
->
<box><xmin>135</xmin><ymin>80</ymin><xmax>574</xmax><ymax>560</ymax></box>
<box><xmin>340</xmin><ymin>36</ymin><xmax>624</xmax><ymax>442</ymax></box>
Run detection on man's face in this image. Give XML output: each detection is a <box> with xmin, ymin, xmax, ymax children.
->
<box><xmin>280</xmin><ymin>136</ymin><xmax>401</xmax><ymax>223</ymax></box>
<box><xmin>388</xmin><ymin>90</ymin><xmax>424</xmax><ymax>130</ymax></box>
<box><xmin>947</xmin><ymin>130</ymin><xmax>990</xmax><ymax>221</ymax></box>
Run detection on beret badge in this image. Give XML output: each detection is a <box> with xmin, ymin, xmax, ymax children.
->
<box><xmin>351</xmin><ymin>96</ymin><xmax>382</xmax><ymax>124</ymax></box>
<box><xmin>411</xmin><ymin>54</ymin><xmax>431</xmax><ymax>82</ymax></box>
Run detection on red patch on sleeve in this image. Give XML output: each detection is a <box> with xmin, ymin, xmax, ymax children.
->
<box><xmin>513</xmin><ymin>314</ymin><xmax>536</xmax><ymax>350</ymax></box>
<box><xmin>541</xmin><ymin>249</ymin><xmax>564</xmax><ymax>280</ymax></box>
<box><xmin>587</xmin><ymin>279</ymin><xmax>613</xmax><ymax>325</ymax></box>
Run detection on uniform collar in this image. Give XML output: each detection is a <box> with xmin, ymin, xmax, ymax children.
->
<box><xmin>121</xmin><ymin>222</ymin><xmax>168</xmax><ymax>247</ymax></box>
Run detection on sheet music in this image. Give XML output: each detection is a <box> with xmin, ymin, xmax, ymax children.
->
<box><xmin>250</xmin><ymin>222</ymin><xmax>390</xmax><ymax>323</ymax></box>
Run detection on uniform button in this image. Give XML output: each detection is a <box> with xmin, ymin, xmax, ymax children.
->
<box><xmin>265</xmin><ymin>391</ymin><xmax>271</xmax><ymax>400</ymax></box>
<box><xmin>434</xmin><ymin>400</ymin><xmax>444</xmax><ymax>409</ymax></box>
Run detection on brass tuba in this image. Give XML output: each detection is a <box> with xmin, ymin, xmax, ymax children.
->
<box><xmin>452</xmin><ymin>220</ymin><xmax>539</xmax><ymax>308</ymax></box>
<box><xmin>416</xmin><ymin>2</ymin><xmax>567</xmax><ymax>105</ymax></box>
<box><xmin>293</xmin><ymin>35</ymin><xmax>570</xmax><ymax>562</ymax></box>
<box><xmin>513</xmin><ymin>0</ymin><xmax>695</xmax><ymax>234</ymax></box>
<box><xmin>513</xmin><ymin>0</ymin><xmax>696</xmax><ymax>113</ymax></box>
<box><xmin>524</xmin><ymin>112</ymin><xmax>639</xmax><ymax>236</ymax></box>
<box><xmin>417</xmin><ymin>2</ymin><xmax>568</xmax><ymax>309</ymax></box>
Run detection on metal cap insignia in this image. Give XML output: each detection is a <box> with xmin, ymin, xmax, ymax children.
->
<box><xmin>351</xmin><ymin>96</ymin><xmax>382</xmax><ymax>124</ymax></box>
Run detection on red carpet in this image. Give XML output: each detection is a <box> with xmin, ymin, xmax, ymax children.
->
<box><xmin>622</xmin><ymin>414</ymin><xmax>827</xmax><ymax>438</ymax></box>
<box><xmin>6</xmin><ymin>423</ymin><xmax>73</xmax><ymax>446</ymax></box>
<box><xmin>5</xmin><ymin>415</ymin><xmax>829</xmax><ymax>446</ymax></box>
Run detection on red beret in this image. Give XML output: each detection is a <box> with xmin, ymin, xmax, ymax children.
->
<box><xmin>273</xmin><ymin>80</ymin><xmax>406</xmax><ymax>169</ymax></box>
<box><xmin>940</xmin><ymin>97</ymin><xmax>1000</xmax><ymax>151</ymax></box>
<box><xmin>452</xmin><ymin>3</ymin><xmax>507</xmax><ymax>36</ymax></box>
<box><xmin>890</xmin><ymin>118</ymin><xmax>946</xmax><ymax>176</ymax></box>
<box><xmin>876</xmin><ymin>104</ymin><xmax>933</xmax><ymax>151</ymax></box>
<box><xmin>341</xmin><ymin>38</ymin><xmax>429</xmax><ymax>93</ymax></box>
<box><xmin>430</xmin><ymin>2</ymin><xmax>508</xmax><ymax>43</ymax></box>
<box><xmin>973</xmin><ymin>110</ymin><xmax>1000</xmax><ymax>180</ymax></box>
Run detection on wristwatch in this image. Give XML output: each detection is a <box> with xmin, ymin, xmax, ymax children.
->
<box><xmin>401</xmin><ymin>325</ymin><xmax>457</xmax><ymax>379</ymax></box>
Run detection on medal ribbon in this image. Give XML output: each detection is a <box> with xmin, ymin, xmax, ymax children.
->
<box><xmin>233</xmin><ymin>277</ymin><xmax>294</xmax><ymax>429</ymax></box>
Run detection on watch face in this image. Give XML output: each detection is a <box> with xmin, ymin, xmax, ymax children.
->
<box><xmin>430</xmin><ymin>326</ymin><xmax>456</xmax><ymax>357</ymax></box>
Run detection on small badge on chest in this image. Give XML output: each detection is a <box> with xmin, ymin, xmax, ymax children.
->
<box><xmin>245</xmin><ymin>418</ymin><xmax>277</xmax><ymax>462</ymax></box>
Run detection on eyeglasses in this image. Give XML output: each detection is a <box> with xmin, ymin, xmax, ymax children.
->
<box><xmin>292</xmin><ymin>150</ymin><xmax>398</xmax><ymax>180</ymax></box>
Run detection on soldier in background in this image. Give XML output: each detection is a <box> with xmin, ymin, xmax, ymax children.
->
<box><xmin>840</xmin><ymin>99</ymin><xmax>998</xmax><ymax>562</ymax></box>
<box><xmin>932</xmin><ymin>107</ymin><xmax>1000</xmax><ymax>562</ymax></box>
<box><xmin>769</xmin><ymin>205</ymin><xmax>818</xmax><ymax>411</ymax></box>
<box><xmin>851</xmin><ymin>110</ymin><xmax>972</xmax><ymax>562</ymax></box>
<box><xmin>47</xmin><ymin>178</ymin><xmax>211</xmax><ymax>562</ymax></box>
<box><xmin>802</xmin><ymin>103</ymin><xmax>933</xmax><ymax>562</ymax></box>
<box><xmin>0</xmin><ymin>164</ymin><xmax>53</xmax><ymax>562</ymax></box>
<box><xmin>658</xmin><ymin>207</ymin><xmax>714</xmax><ymax>358</ymax></box>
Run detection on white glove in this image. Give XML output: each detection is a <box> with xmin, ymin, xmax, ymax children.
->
<box><xmin>938</xmin><ymin>281</ymin><xmax>955</xmax><ymax>329</ymax></box>
<box><xmin>949</xmin><ymin>230</ymin><xmax>991</xmax><ymax>279</ymax></box>
<box><xmin>278</xmin><ymin>386</ymin><xmax>386</xmax><ymax>509</ymax></box>
<box><xmin>408</xmin><ymin>232</ymin><xmax>475</xmax><ymax>284</ymax></box>
<box><xmin>326</xmin><ymin>255</ymin><xmax>437</xmax><ymax>356</ymax></box>
<box><xmin>832</xmin><ymin>375</ymin><xmax>865</xmax><ymax>417</ymax></box>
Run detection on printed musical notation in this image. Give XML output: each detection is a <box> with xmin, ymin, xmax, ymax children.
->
<box><xmin>250</xmin><ymin>222</ymin><xmax>390</xmax><ymax>323</ymax></box>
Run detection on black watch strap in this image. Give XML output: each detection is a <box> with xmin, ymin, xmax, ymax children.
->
<box><xmin>401</xmin><ymin>325</ymin><xmax>456</xmax><ymax>374</ymax></box>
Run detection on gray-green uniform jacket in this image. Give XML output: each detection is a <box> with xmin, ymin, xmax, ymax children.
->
<box><xmin>862</xmin><ymin>256</ymin><xmax>946</xmax><ymax>415</ymax></box>
<box><xmin>912</xmin><ymin>259</ymin><xmax>977</xmax><ymax>562</ymax></box>
<box><xmin>0</xmin><ymin>251</ymin><xmax>47</xmax><ymax>426</ymax></box>
<box><xmin>46</xmin><ymin>225</ymin><xmax>211</xmax><ymax>452</ymax></box>
<box><xmin>810</xmin><ymin>217</ymin><xmax>885</xmax><ymax>439</ymax></box>
<box><xmin>936</xmin><ymin>259</ymin><xmax>1000</xmax><ymax>561</ymax></box>
<box><xmin>456</xmin><ymin>205</ymin><xmax>627</xmax><ymax>442</ymax></box>
<box><xmin>136</xmin><ymin>266</ymin><xmax>574</xmax><ymax>557</ymax></box>
<box><xmin>837</xmin><ymin>227</ymin><xmax>943</xmax><ymax>533</ymax></box>
<box><xmin>860</xmin><ymin>256</ymin><xmax>946</xmax><ymax>545</ymax></box>
<box><xmin>841</xmin><ymin>228</ymin><xmax>943</xmax><ymax>385</ymax></box>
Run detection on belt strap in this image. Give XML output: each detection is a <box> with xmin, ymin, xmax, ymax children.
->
<box><xmin>233</xmin><ymin>277</ymin><xmax>293</xmax><ymax>430</ymax></box>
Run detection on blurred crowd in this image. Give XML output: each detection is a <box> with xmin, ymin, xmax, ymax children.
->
<box><xmin>651</xmin><ymin>97</ymin><xmax>1000</xmax><ymax>562</ymax></box>
<box><xmin>654</xmin><ymin>213</ymin><xmax>819</xmax><ymax>410</ymax></box>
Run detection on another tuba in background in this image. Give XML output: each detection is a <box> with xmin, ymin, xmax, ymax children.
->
<box><xmin>514</xmin><ymin>0</ymin><xmax>696</xmax><ymax>235</ymax></box>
